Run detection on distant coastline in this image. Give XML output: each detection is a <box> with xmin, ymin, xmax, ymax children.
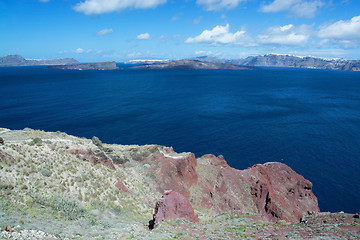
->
<box><xmin>132</xmin><ymin>59</ymin><xmax>254</xmax><ymax>70</ymax></box>
<box><xmin>47</xmin><ymin>61</ymin><xmax>118</xmax><ymax>70</ymax></box>
<box><xmin>1</xmin><ymin>54</ymin><xmax>360</xmax><ymax>71</ymax></box>
<box><xmin>228</xmin><ymin>54</ymin><xmax>360</xmax><ymax>72</ymax></box>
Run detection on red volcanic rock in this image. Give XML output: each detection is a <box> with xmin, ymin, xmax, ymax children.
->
<box><xmin>67</xmin><ymin>149</ymin><xmax>115</xmax><ymax>169</ymax></box>
<box><xmin>115</xmin><ymin>178</ymin><xmax>130</xmax><ymax>193</ymax></box>
<box><xmin>248</xmin><ymin>162</ymin><xmax>319</xmax><ymax>223</ymax></box>
<box><xmin>195</xmin><ymin>154</ymin><xmax>256</xmax><ymax>214</ymax></box>
<box><xmin>150</xmin><ymin>190</ymin><xmax>199</xmax><ymax>229</ymax></box>
<box><xmin>144</xmin><ymin>148</ymin><xmax>319</xmax><ymax>224</ymax></box>
<box><xmin>193</xmin><ymin>155</ymin><xmax>319</xmax><ymax>223</ymax></box>
<box><xmin>204</xmin><ymin>154</ymin><xmax>229</xmax><ymax>168</ymax></box>
<box><xmin>154</xmin><ymin>147</ymin><xmax>198</xmax><ymax>199</ymax></box>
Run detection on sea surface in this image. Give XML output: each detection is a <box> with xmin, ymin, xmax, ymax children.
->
<box><xmin>0</xmin><ymin>65</ymin><xmax>359</xmax><ymax>214</ymax></box>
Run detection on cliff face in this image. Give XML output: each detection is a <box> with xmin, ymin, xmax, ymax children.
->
<box><xmin>0</xmin><ymin>128</ymin><xmax>358</xmax><ymax>239</ymax></box>
<box><xmin>146</xmin><ymin>149</ymin><xmax>319</xmax><ymax>223</ymax></box>
<box><xmin>0</xmin><ymin>54</ymin><xmax>79</xmax><ymax>67</ymax></box>
<box><xmin>193</xmin><ymin>54</ymin><xmax>360</xmax><ymax>71</ymax></box>
<box><xmin>234</xmin><ymin>54</ymin><xmax>360</xmax><ymax>71</ymax></box>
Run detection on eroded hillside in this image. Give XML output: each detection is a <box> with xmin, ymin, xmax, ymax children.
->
<box><xmin>0</xmin><ymin>128</ymin><xmax>359</xmax><ymax>239</ymax></box>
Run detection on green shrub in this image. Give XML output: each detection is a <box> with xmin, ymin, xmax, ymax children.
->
<box><xmin>29</xmin><ymin>138</ymin><xmax>42</xmax><ymax>146</ymax></box>
<box><xmin>50</xmin><ymin>196</ymin><xmax>86</xmax><ymax>220</ymax></box>
<box><xmin>40</xmin><ymin>168</ymin><xmax>52</xmax><ymax>177</ymax></box>
<box><xmin>92</xmin><ymin>136</ymin><xmax>102</xmax><ymax>148</ymax></box>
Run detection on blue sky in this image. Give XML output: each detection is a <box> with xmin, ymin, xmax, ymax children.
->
<box><xmin>1</xmin><ymin>0</ymin><xmax>359</xmax><ymax>61</ymax></box>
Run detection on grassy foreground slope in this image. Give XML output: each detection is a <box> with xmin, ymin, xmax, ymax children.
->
<box><xmin>0</xmin><ymin>128</ymin><xmax>359</xmax><ymax>239</ymax></box>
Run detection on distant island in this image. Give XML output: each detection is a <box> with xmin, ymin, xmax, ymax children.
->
<box><xmin>0</xmin><ymin>54</ymin><xmax>118</xmax><ymax>70</ymax></box>
<box><xmin>132</xmin><ymin>59</ymin><xmax>254</xmax><ymax>70</ymax></box>
<box><xmin>193</xmin><ymin>54</ymin><xmax>360</xmax><ymax>72</ymax></box>
<box><xmin>47</xmin><ymin>61</ymin><xmax>118</xmax><ymax>70</ymax></box>
<box><xmin>0</xmin><ymin>54</ymin><xmax>78</xmax><ymax>67</ymax></box>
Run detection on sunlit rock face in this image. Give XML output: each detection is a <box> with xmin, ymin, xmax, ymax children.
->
<box><xmin>150</xmin><ymin>190</ymin><xmax>199</xmax><ymax>229</ymax></box>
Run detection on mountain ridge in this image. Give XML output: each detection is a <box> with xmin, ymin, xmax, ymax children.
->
<box><xmin>192</xmin><ymin>54</ymin><xmax>360</xmax><ymax>71</ymax></box>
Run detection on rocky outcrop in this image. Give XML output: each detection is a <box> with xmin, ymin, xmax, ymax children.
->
<box><xmin>0</xmin><ymin>137</ymin><xmax>4</xmax><ymax>145</ymax></box>
<box><xmin>63</xmin><ymin>143</ymin><xmax>318</xmax><ymax>224</ymax></box>
<box><xmin>248</xmin><ymin>162</ymin><xmax>319</xmax><ymax>222</ymax></box>
<box><xmin>149</xmin><ymin>190</ymin><xmax>199</xmax><ymax>229</ymax></box>
<box><xmin>47</xmin><ymin>61</ymin><xmax>118</xmax><ymax>70</ymax></box>
<box><xmin>153</xmin><ymin>147</ymin><xmax>198</xmax><ymax>199</ymax></box>
<box><xmin>133</xmin><ymin>59</ymin><xmax>253</xmax><ymax>70</ymax></box>
<box><xmin>0</xmin><ymin>54</ymin><xmax>78</xmax><ymax>67</ymax></box>
<box><xmin>146</xmin><ymin>152</ymin><xmax>319</xmax><ymax>223</ymax></box>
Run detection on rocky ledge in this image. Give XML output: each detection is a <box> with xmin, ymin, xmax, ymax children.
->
<box><xmin>47</xmin><ymin>61</ymin><xmax>118</xmax><ymax>70</ymax></box>
<box><xmin>0</xmin><ymin>128</ymin><xmax>359</xmax><ymax>239</ymax></box>
<box><xmin>133</xmin><ymin>59</ymin><xmax>254</xmax><ymax>70</ymax></box>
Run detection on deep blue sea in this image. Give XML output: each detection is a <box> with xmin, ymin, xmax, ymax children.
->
<box><xmin>0</xmin><ymin>65</ymin><xmax>359</xmax><ymax>214</ymax></box>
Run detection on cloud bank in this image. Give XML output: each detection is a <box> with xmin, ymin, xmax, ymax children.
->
<box><xmin>186</xmin><ymin>23</ymin><xmax>310</xmax><ymax>46</ymax></box>
<box><xmin>258</xmin><ymin>24</ymin><xmax>310</xmax><ymax>45</ymax></box>
<box><xmin>196</xmin><ymin>0</ymin><xmax>247</xmax><ymax>11</ymax></box>
<box><xmin>260</xmin><ymin>0</ymin><xmax>324</xmax><ymax>18</ymax></box>
<box><xmin>318</xmin><ymin>16</ymin><xmax>360</xmax><ymax>41</ymax></box>
<box><xmin>74</xmin><ymin>0</ymin><xmax>167</xmax><ymax>15</ymax></box>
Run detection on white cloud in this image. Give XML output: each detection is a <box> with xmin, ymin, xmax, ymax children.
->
<box><xmin>74</xmin><ymin>0</ymin><xmax>167</xmax><ymax>15</ymax></box>
<box><xmin>74</xmin><ymin>48</ymin><xmax>84</xmax><ymax>53</ymax></box>
<box><xmin>289</xmin><ymin>0</ymin><xmax>324</xmax><ymax>18</ymax></box>
<box><xmin>257</xmin><ymin>24</ymin><xmax>310</xmax><ymax>45</ymax></box>
<box><xmin>137</xmin><ymin>32</ymin><xmax>150</xmax><ymax>40</ymax></box>
<box><xmin>196</xmin><ymin>0</ymin><xmax>247</xmax><ymax>11</ymax></box>
<box><xmin>185</xmin><ymin>24</ymin><xmax>254</xmax><ymax>46</ymax></box>
<box><xmin>96</xmin><ymin>28</ymin><xmax>114</xmax><ymax>36</ymax></box>
<box><xmin>260</xmin><ymin>0</ymin><xmax>324</xmax><ymax>18</ymax></box>
<box><xmin>195</xmin><ymin>50</ymin><xmax>213</xmax><ymax>55</ymax></box>
<box><xmin>185</xmin><ymin>22</ymin><xmax>315</xmax><ymax>48</ymax></box>
<box><xmin>261</xmin><ymin>0</ymin><xmax>299</xmax><ymax>12</ymax></box>
<box><xmin>318</xmin><ymin>16</ymin><xmax>360</xmax><ymax>41</ymax></box>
